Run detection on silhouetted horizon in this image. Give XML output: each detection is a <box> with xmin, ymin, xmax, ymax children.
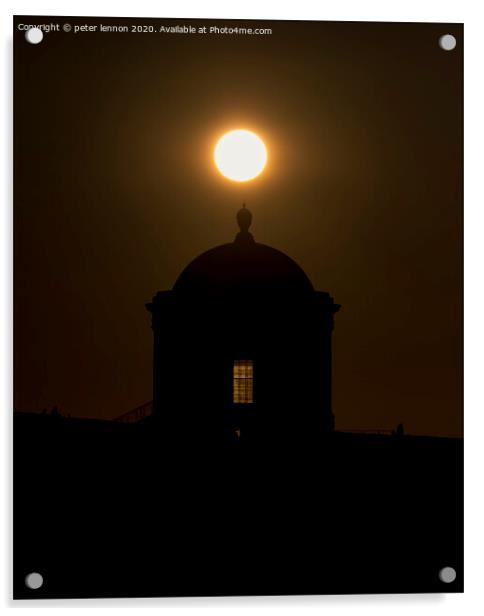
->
<box><xmin>12</xmin><ymin>407</ymin><xmax>463</xmax><ymax>440</ymax></box>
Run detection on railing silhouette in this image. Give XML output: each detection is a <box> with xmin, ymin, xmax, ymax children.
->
<box><xmin>343</xmin><ymin>428</ymin><xmax>395</xmax><ymax>435</ymax></box>
<box><xmin>114</xmin><ymin>401</ymin><xmax>153</xmax><ymax>423</ymax></box>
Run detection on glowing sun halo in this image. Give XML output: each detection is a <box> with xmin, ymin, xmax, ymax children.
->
<box><xmin>214</xmin><ymin>130</ymin><xmax>267</xmax><ymax>182</ymax></box>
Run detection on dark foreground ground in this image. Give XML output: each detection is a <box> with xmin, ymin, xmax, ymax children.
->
<box><xmin>13</xmin><ymin>412</ymin><xmax>463</xmax><ymax>598</ymax></box>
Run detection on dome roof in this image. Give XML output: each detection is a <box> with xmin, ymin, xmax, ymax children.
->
<box><xmin>173</xmin><ymin>208</ymin><xmax>313</xmax><ymax>296</ymax></box>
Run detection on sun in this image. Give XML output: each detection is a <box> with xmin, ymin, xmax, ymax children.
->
<box><xmin>214</xmin><ymin>129</ymin><xmax>267</xmax><ymax>182</ymax></box>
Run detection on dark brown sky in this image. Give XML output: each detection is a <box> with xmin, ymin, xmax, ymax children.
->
<box><xmin>14</xmin><ymin>17</ymin><xmax>463</xmax><ymax>436</ymax></box>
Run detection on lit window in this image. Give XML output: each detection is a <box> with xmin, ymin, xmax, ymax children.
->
<box><xmin>233</xmin><ymin>359</ymin><xmax>253</xmax><ymax>404</ymax></box>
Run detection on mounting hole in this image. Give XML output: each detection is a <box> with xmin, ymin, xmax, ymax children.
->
<box><xmin>439</xmin><ymin>34</ymin><xmax>456</xmax><ymax>51</ymax></box>
<box><xmin>25</xmin><ymin>572</ymin><xmax>43</xmax><ymax>589</ymax></box>
<box><xmin>25</xmin><ymin>27</ymin><xmax>43</xmax><ymax>45</ymax></box>
<box><xmin>439</xmin><ymin>566</ymin><xmax>457</xmax><ymax>583</ymax></box>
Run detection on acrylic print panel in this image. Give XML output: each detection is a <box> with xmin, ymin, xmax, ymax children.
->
<box><xmin>13</xmin><ymin>16</ymin><xmax>463</xmax><ymax>598</ymax></box>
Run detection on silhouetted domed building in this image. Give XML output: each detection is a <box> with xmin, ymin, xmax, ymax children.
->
<box><xmin>146</xmin><ymin>207</ymin><xmax>340</xmax><ymax>445</ymax></box>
